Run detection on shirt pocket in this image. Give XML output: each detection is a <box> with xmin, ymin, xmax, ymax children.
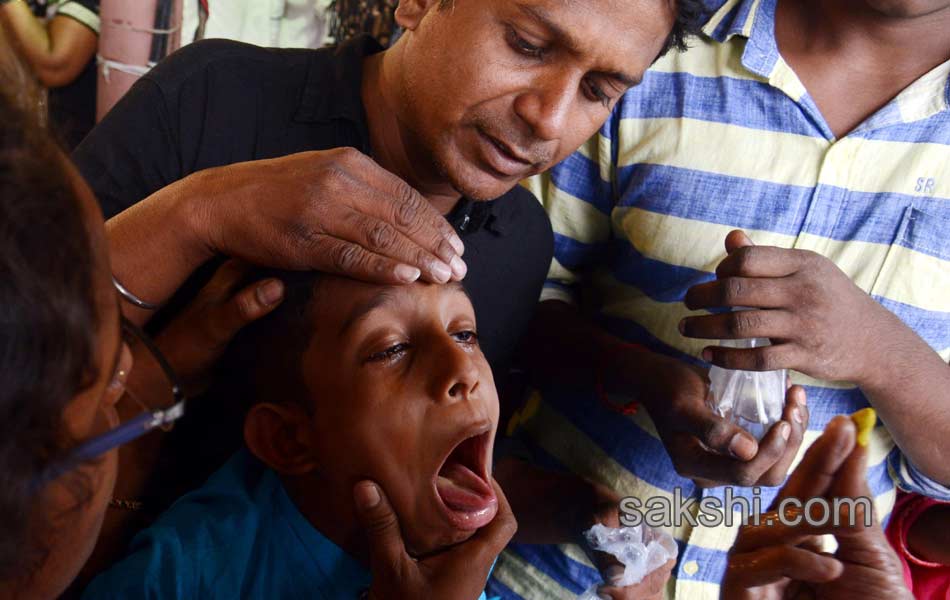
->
<box><xmin>869</xmin><ymin>206</ymin><xmax>950</xmax><ymax>354</ymax></box>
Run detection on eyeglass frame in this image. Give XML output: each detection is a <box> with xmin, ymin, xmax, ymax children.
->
<box><xmin>38</xmin><ymin>284</ymin><xmax>187</xmax><ymax>485</ymax></box>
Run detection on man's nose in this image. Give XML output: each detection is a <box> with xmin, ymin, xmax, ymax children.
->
<box><xmin>513</xmin><ymin>71</ymin><xmax>576</xmax><ymax>142</ymax></box>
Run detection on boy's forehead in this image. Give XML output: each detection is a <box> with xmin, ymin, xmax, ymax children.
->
<box><xmin>315</xmin><ymin>278</ymin><xmax>473</xmax><ymax>336</ymax></box>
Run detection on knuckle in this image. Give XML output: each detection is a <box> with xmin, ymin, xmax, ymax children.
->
<box><xmin>367</xmin><ymin>220</ymin><xmax>397</xmax><ymax>251</ymax></box>
<box><xmin>752</xmin><ymin>349</ymin><xmax>777</xmax><ymax>371</ymax></box>
<box><xmin>332</xmin><ymin>244</ymin><xmax>364</xmax><ymax>273</ymax></box>
<box><xmin>233</xmin><ymin>293</ymin><xmax>259</xmax><ymax>322</ymax></box>
<box><xmin>393</xmin><ymin>188</ymin><xmax>422</xmax><ymax>227</ymax></box>
<box><xmin>722</xmin><ymin>278</ymin><xmax>744</xmax><ymax>305</ymax></box>
<box><xmin>733</xmin><ymin>468</ymin><xmax>758</xmax><ymax>488</ymax></box>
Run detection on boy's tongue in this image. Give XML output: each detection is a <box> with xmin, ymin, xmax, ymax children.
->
<box><xmin>436</xmin><ymin>462</ymin><xmax>494</xmax><ymax>512</ymax></box>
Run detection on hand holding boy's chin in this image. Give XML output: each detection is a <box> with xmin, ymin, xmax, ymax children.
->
<box><xmin>355</xmin><ymin>479</ymin><xmax>517</xmax><ymax>600</ymax></box>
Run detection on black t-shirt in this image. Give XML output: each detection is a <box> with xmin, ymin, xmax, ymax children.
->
<box><xmin>29</xmin><ymin>0</ymin><xmax>99</xmax><ymax>149</ymax></box>
<box><xmin>73</xmin><ymin>35</ymin><xmax>554</xmax><ymax>379</ymax></box>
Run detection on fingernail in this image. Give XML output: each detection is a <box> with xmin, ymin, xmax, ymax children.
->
<box><xmin>394</xmin><ymin>264</ymin><xmax>421</xmax><ymax>283</ymax></box>
<box><xmin>729</xmin><ymin>433</ymin><xmax>757</xmax><ymax>460</ymax></box>
<box><xmin>792</xmin><ymin>407</ymin><xmax>803</xmax><ymax>425</ymax></box>
<box><xmin>850</xmin><ymin>407</ymin><xmax>876</xmax><ymax>448</ymax></box>
<box><xmin>779</xmin><ymin>422</ymin><xmax>791</xmax><ymax>441</ymax></box>
<box><xmin>355</xmin><ymin>482</ymin><xmax>380</xmax><ymax>509</ymax></box>
<box><xmin>450</xmin><ymin>234</ymin><xmax>465</xmax><ymax>256</ymax></box>
<box><xmin>604</xmin><ymin>565</ymin><xmax>625</xmax><ymax>586</ymax></box>
<box><xmin>450</xmin><ymin>255</ymin><xmax>467</xmax><ymax>279</ymax></box>
<box><xmin>432</xmin><ymin>262</ymin><xmax>452</xmax><ymax>283</ymax></box>
<box><xmin>702</xmin><ymin>348</ymin><xmax>713</xmax><ymax>362</ymax></box>
<box><xmin>256</xmin><ymin>280</ymin><xmax>284</xmax><ymax>306</ymax></box>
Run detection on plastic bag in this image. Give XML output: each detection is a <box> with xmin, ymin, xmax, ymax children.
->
<box><xmin>577</xmin><ymin>523</ymin><xmax>678</xmax><ymax>598</ymax></box>
<box><xmin>707</xmin><ymin>337</ymin><xmax>786</xmax><ymax>440</ymax></box>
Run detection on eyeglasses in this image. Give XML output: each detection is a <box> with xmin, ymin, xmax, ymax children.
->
<box><xmin>38</xmin><ymin>298</ymin><xmax>187</xmax><ymax>484</ymax></box>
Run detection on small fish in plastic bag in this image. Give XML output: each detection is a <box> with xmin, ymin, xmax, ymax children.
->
<box><xmin>707</xmin><ymin>337</ymin><xmax>786</xmax><ymax>440</ymax></box>
<box><xmin>577</xmin><ymin>523</ymin><xmax>678</xmax><ymax>599</ymax></box>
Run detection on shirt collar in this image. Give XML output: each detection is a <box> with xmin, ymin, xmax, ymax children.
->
<box><xmin>700</xmin><ymin>0</ymin><xmax>950</xmax><ymax>128</ymax></box>
<box><xmin>273</xmin><ymin>471</ymin><xmax>374</xmax><ymax>597</ymax></box>
<box><xmin>295</xmin><ymin>34</ymin><xmax>384</xmax><ymax>125</ymax></box>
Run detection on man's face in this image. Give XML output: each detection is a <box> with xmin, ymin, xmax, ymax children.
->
<box><xmin>394</xmin><ymin>0</ymin><xmax>675</xmax><ymax>200</ymax></box>
<box><xmin>301</xmin><ymin>279</ymin><xmax>499</xmax><ymax>556</ymax></box>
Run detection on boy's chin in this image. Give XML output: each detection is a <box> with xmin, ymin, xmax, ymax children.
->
<box><xmin>406</xmin><ymin>525</ymin><xmax>480</xmax><ymax>559</ymax></box>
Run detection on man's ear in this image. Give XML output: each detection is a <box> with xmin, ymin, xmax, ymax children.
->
<box><xmin>244</xmin><ymin>403</ymin><xmax>319</xmax><ymax>476</ymax></box>
<box><xmin>395</xmin><ymin>0</ymin><xmax>443</xmax><ymax>32</ymax></box>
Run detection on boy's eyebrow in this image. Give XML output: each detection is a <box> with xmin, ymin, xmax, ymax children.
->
<box><xmin>338</xmin><ymin>290</ymin><xmax>399</xmax><ymax>336</ymax></box>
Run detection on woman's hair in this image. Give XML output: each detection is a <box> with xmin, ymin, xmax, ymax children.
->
<box><xmin>0</xmin><ymin>31</ymin><xmax>100</xmax><ymax>579</ymax></box>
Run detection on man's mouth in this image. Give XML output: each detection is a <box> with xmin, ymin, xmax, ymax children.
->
<box><xmin>434</xmin><ymin>426</ymin><xmax>497</xmax><ymax>531</ymax></box>
<box><xmin>475</xmin><ymin>128</ymin><xmax>536</xmax><ymax>178</ymax></box>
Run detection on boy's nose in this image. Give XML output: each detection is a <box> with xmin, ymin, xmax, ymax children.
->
<box><xmin>434</xmin><ymin>342</ymin><xmax>480</xmax><ymax>404</ymax></box>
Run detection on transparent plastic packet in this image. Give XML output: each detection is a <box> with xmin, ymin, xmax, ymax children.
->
<box><xmin>706</xmin><ymin>336</ymin><xmax>786</xmax><ymax>440</ymax></box>
<box><xmin>577</xmin><ymin>523</ymin><xmax>678</xmax><ymax>599</ymax></box>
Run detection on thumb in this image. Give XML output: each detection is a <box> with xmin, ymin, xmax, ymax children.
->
<box><xmin>353</xmin><ymin>481</ymin><xmax>410</xmax><ymax>575</ymax></box>
<box><xmin>206</xmin><ymin>278</ymin><xmax>285</xmax><ymax>345</ymax></box>
<box><xmin>725</xmin><ymin>229</ymin><xmax>754</xmax><ymax>254</ymax></box>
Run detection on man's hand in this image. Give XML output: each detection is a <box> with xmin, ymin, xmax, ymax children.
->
<box><xmin>354</xmin><ymin>479</ymin><xmax>516</xmax><ymax>600</ymax></box>
<box><xmin>123</xmin><ymin>260</ymin><xmax>284</xmax><ymax>406</ymax></box>
<box><xmin>722</xmin><ymin>412</ymin><xmax>911</xmax><ymax>599</ymax></box>
<box><xmin>681</xmin><ymin>230</ymin><xmax>896</xmax><ymax>385</ymax></box>
<box><xmin>639</xmin><ymin>354</ymin><xmax>809</xmax><ymax>488</ymax></box>
<box><xmin>585</xmin><ymin>484</ymin><xmax>675</xmax><ymax>600</ymax></box>
<box><xmin>185</xmin><ymin>147</ymin><xmax>467</xmax><ymax>285</ymax></box>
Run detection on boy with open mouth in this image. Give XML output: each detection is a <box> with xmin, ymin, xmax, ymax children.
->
<box><xmin>84</xmin><ymin>274</ymin><xmax>513</xmax><ymax>598</ymax></box>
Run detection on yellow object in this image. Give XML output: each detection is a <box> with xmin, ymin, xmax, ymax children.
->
<box><xmin>850</xmin><ymin>408</ymin><xmax>877</xmax><ymax>447</ymax></box>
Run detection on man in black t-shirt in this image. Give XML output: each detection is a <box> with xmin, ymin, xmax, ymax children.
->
<box><xmin>75</xmin><ymin>0</ymin><xmax>702</xmax><ymax>377</ymax></box>
<box><xmin>0</xmin><ymin>0</ymin><xmax>99</xmax><ymax>148</ymax></box>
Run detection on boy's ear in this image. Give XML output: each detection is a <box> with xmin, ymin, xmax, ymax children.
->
<box><xmin>244</xmin><ymin>403</ymin><xmax>319</xmax><ymax>476</ymax></box>
<box><xmin>395</xmin><ymin>0</ymin><xmax>443</xmax><ymax>32</ymax></box>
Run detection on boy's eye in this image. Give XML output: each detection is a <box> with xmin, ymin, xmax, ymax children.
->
<box><xmin>507</xmin><ymin>26</ymin><xmax>546</xmax><ymax>59</ymax></box>
<box><xmin>367</xmin><ymin>343</ymin><xmax>409</xmax><ymax>363</ymax></box>
<box><xmin>452</xmin><ymin>330</ymin><xmax>479</xmax><ymax>345</ymax></box>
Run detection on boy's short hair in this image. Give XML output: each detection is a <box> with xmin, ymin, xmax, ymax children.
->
<box><xmin>221</xmin><ymin>269</ymin><xmax>325</xmax><ymax>414</ymax></box>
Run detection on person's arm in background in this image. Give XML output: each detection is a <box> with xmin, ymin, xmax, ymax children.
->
<box><xmin>503</xmin><ymin>119</ymin><xmax>807</xmax><ymax>492</ymax></box>
<box><xmin>681</xmin><ymin>230</ymin><xmax>950</xmax><ymax>487</ymax></box>
<box><xmin>0</xmin><ymin>0</ymin><xmax>96</xmax><ymax>87</ymax></box>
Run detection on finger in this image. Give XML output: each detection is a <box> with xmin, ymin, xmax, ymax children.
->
<box><xmin>672</xmin><ymin>419</ymin><xmax>790</xmax><ymax>488</ymax></box>
<box><xmin>758</xmin><ymin>386</ymin><xmax>809</xmax><ymax>487</ymax></box>
<box><xmin>683</xmin><ymin>277</ymin><xmax>790</xmax><ymax>311</ymax></box>
<box><xmin>724</xmin><ymin>230</ymin><xmax>754</xmax><ymax>254</ymax></box>
<box><xmin>715</xmin><ymin>245</ymin><xmax>807</xmax><ymax>279</ymax></box>
<box><xmin>595</xmin><ymin>558</ymin><xmax>675</xmax><ymax>599</ymax></box>
<box><xmin>771</xmin><ymin>416</ymin><xmax>856</xmax><ymax>507</ymax></box>
<box><xmin>353</xmin><ymin>481</ymin><xmax>411</xmax><ymax>574</ymax></box>
<box><xmin>826</xmin><ymin>409</ymin><xmax>876</xmax><ymax>530</ymax></box>
<box><xmin>725</xmin><ymin>546</ymin><xmax>843</xmax><ymax>589</ymax></box>
<box><xmin>195</xmin><ymin>259</ymin><xmax>251</xmax><ymax>302</ymax></box>
<box><xmin>701</xmin><ymin>342</ymin><xmax>802</xmax><ymax>372</ymax></box>
<box><xmin>338</xmin><ymin>150</ymin><xmax>466</xmax><ymax>261</ymax></box>
<box><xmin>676</xmin><ymin>403</ymin><xmax>760</xmax><ymax>461</ymax></box>
<box><xmin>204</xmin><ymin>278</ymin><xmax>285</xmax><ymax>345</ymax></box>
<box><xmin>308</xmin><ymin>236</ymin><xmax>426</xmax><ymax>285</ymax></box>
<box><xmin>337</xmin><ymin>206</ymin><xmax>456</xmax><ymax>284</ymax></box>
<box><xmin>680</xmin><ymin>309</ymin><xmax>796</xmax><ymax>341</ymax></box>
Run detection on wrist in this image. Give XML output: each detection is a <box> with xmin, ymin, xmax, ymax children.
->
<box><xmin>166</xmin><ymin>170</ymin><xmax>220</xmax><ymax>265</ymax></box>
<box><xmin>601</xmin><ymin>343</ymin><xmax>669</xmax><ymax>413</ymax></box>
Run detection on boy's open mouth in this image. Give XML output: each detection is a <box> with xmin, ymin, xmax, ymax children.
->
<box><xmin>434</xmin><ymin>427</ymin><xmax>497</xmax><ymax>531</ymax></box>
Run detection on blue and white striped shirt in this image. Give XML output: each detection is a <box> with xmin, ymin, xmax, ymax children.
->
<box><xmin>489</xmin><ymin>0</ymin><xmax>950</xmax><ymax>598</ymax></box>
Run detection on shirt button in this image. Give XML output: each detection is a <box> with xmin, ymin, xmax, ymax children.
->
<box><xmin>682</xmin><ymin>560</ymin><xmax>699</xmax><ymax>576</ymax></box>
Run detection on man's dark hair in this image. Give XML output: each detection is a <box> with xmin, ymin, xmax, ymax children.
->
<box><xmin>438</xmin><ymin>0</ymin><xmax>709</xmax><ymax>57</ymax></box>
<box><xmin>0</xmin><ymin>47</ymin><xmax>99</xmax><ymax>579</ymax></box>
<box><xmin>661</xmin><ymin>0</ymin><xmax>710</xmax><ymax>56</ymax></box>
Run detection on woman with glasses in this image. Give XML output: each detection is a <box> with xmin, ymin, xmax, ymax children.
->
<box><xmin>0</xmin><ymin>31</ymin><xmax>441</xmax><ymax>594</ymax></box>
